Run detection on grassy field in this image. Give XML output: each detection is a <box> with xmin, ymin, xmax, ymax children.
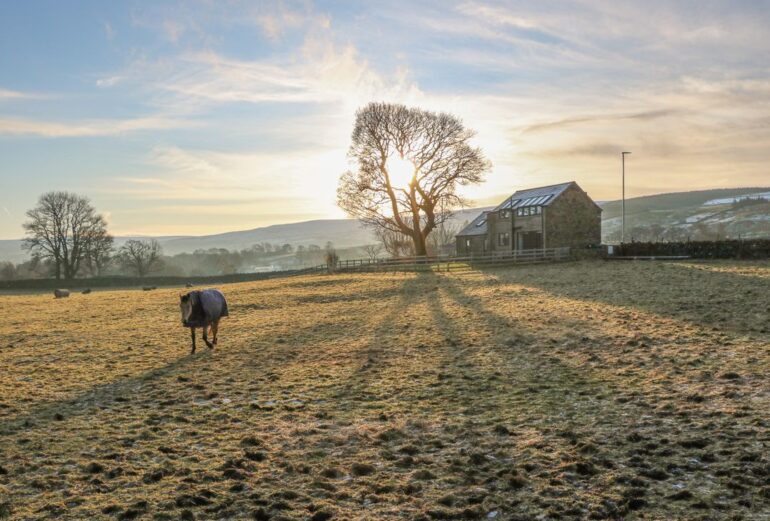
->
<box><xmin>0</xmin><ymin>260</ymin><xmax>768</xmax><ymax>520</ymax></box>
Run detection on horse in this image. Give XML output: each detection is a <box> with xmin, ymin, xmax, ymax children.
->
<box><xmin>179</xmin><ymin>289</ymin><xmax>229</xmax><ymax>354</ymax></box>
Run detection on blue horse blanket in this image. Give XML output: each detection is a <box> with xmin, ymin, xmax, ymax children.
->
<box><xmin>184</xmin><ymin>289</ymin><xmax>229</xmax><ymax>328</ymax></box>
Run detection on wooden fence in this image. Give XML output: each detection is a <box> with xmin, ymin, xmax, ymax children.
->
<box><xmin>323</xmin><ymin>247</ymin><xmax>572</xmax><ymax>274</ymax></box>
<box><xmin>1</xmin><ymin>249</ymin><xmax>571</xmax><ymax>291</ymax></box>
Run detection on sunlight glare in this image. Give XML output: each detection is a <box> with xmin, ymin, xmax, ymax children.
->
<box><xmin>387</xmin><ymin>155</ymin><xmax>415</xmax><ymax>188</ymax></box>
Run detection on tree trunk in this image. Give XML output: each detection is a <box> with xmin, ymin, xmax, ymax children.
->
<box><xmin>412</xmin><ymin>231</ymin><xmax>428</xmax><ymax>256</ymax></box>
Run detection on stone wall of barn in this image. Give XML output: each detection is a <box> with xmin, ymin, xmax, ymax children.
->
<box><xmin>544</xmin><ymin>184</ymin><xmax>602</xmax><ymax>248</ymax></box>
<box><xmin>455</xmin><ymin>235</ymin><xmax>487</xmax><ymax>255</ymax></box>
<box><xmin>486</xmin><ymin>210</ymin><xmax>513</xmax><ymax>252</ymax></box>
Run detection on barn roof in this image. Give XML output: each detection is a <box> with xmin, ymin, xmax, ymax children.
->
<box><xmin>456</xmin><ymin>211</ymin><xmax>490</xmax><ymax>237</ymax></box>
<box><xmin>493</xmin><ymin>181</ymin><xmax>575</xmax><ymax>211</ymax></box>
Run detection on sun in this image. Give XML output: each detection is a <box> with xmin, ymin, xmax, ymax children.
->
<box><xmin>386</xmin><ymin>154</ymin><xmax>415</xmax><ymax>188</ymax></box>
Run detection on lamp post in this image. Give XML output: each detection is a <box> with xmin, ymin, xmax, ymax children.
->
<box><xmin>621</xmin><ymin>151</ymin><xmax>631</xmax><ymax>243</ymax></box>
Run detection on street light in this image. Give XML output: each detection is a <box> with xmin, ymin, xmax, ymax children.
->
<box><xmin>621</xmin><ymin>151</ymin><xmax>631</xmax><ymax>243</ymax></box>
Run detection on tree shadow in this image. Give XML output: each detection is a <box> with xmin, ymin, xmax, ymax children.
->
<box><xmin>0</xmin><ymin>352</ymin><xmax>201</xmax><ymax>435</ymax></box>
<box><xmin>425</xmin><ymin>271</ymin><xmax>633</xmax><ymax>429</ymax></box>
<box><xmin>327</xmin><ymin>274</ymin><xmax>427</xmax><ymax>408</ymax></box>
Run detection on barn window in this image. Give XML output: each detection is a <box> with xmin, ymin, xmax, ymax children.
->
<box><xmin>517</xmin><ymin>206</ymin><xmax>541</xmax><ymax>216</ymax></box>
<box><xmin>497</xmin><ymin>232</ymin><xmax>510</xmax><ymax>246</ymax></box>
<box><xmin>500</xmin><ymin>209</ymin><xmax>511</xmax><ymax>219</ymax></box>
<box><xmin>465</xmin><ymin>238</ymin><xmax>471</xmax><ymax>249</ymax></box>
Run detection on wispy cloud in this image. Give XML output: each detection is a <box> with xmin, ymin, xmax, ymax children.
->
<box><xmin>96</xmin><ymin>75</ymin><xmax>123</xmax><ymax>88</ymax></box>
<box><xmin>103</xmin><ymin>21</ymin><xmax>115</xmax><ymax>41</ymax></box>
<box><xmin>155</xmin><ymin>41</ymin><xmax>420</xmax><ymax>111</ymax></box>
<box><xmin>520</xmin><ymin>109</ymin><xmax>682</xmax><ymax>134</ymax></box>
<box><xmin>0</xmin><ymin>88</ymin><xmax>47</xmax><ymax>100</ymax></box>
<box><xmin>0</xmin><ymin>115</ymin><xmax>194</xmax><ymax>137</ymax></box>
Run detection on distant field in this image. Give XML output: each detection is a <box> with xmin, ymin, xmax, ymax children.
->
<box><xmin>1</xmin><ymin>261</ymin><xmax>768</xmax><ymax>520</ymax></box>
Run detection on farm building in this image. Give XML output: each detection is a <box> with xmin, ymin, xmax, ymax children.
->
<box><xmin>455</xmin><ymin>181</ymin><xmax>602</xmax><ymax>255</ymax></box>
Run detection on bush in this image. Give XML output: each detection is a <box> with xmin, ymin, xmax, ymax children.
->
<box><xmin>324</xmin><ymin>248</ymin><xmax>339</xmax><ymax>274</ymax></box>
<box><xmin>616</xmin><ymin>239</ymin><xmax>770</xmax><ymax>259</ymax></box>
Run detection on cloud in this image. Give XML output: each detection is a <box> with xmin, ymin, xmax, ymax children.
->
<box><xmin>111</xmin><ymin>144</ymin><xmax>346</xmax><ymax>202</ymax></box>
<box><xmin>103</xmin><ymin>21</ymin><xmax>115</xmax><ymax>41</ymax></box>
<box><xmin>0</xmin><ymin>115</ymin><xmax>194</xmax><ymax>137</ymax></box>
<box><xmin>156</xmin><ymin>40</ymin><xmax>421</xmax><ymax>111</ymax></box>
<box><xmin>0</xmin><ymin>88</ymin><xmax>47</xmax><ymax>100</ymax></box>
<box><xmin>520</xmin><ymin>109</ymin><xmax>682</xmax><ymax>133</ymax></box>
<box><xmin>252</xmin><ymin>3</ymin><xmax>327</xmax><ymax>41</ymax></box>
<box><xmin>98</xmin><ymin>143</ymin><xmax>351</xmax><ymax>233</ymax></box>
<box><xmin>162</xmin><ymin>20</ymin><xmax>185</xmax><ymax>44</ymax></box>
<box><xmin>96</xmin><ymin>75</ymin><xmax>123</xmax><ymax>87</ymax></box>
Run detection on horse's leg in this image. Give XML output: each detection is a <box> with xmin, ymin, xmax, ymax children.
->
<box><xmin>190</xmin><ymin>328</ymin><xmax>196</xmax><ymax>354</ymax></box>
<box><xmin>211</xmin><ymin>320</ymin><xmax>219</xmax><ymax>345</ymax></box>
<box><xmin>203</xmin><ymin>323</ymin><xmax>214</xmax><ymax>349</ymax></box>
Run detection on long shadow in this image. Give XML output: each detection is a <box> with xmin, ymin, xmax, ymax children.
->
<box><xmin>0</xmin><ymin>353</ymin><xmax>199</xmax><ymax>435</ymax></box>
<box><xmin>477</xmin><ymin>260</ymin><xmax>769</xmax><ymax>340</ymax></box>
<box><xmin>422</xmin><ymin>272</ymin><xmax>525</xmax><ymax>419</ymax></box>
<box><xmin>0</xmin><ymin>296</ymin><xmax>370</xmax><ymax>436</ymax></box>
<box><xmin>327</xmin><ymin>274</ymin><xmax>426</xmax><ymax>408</ymax></box>
<box><xmin>431</xmin><ymin>272</ymin><xmax>634</xmax><ymax>432</ymax></box>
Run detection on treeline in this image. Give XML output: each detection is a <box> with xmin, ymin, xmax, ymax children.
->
<box><xmin>0</xmin><ymin>242</ymin><xmax>337</xmax><ymax>281</ymax></box>
<box><xmin>1</xmin><ymin>190</ymin><xmax>345</xmax><ymax>281</ymax></box>
<box><xmin>4</xmin><ymin>190</ymin><xmax>463</xmax><ymax>282</ymax></box>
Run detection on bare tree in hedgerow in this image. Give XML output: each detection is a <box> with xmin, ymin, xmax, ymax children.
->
<box><xmin>23</xmin><ymin>191</ymin><xmax>111</xmax><ymax>280</ymax></box>
<box><xmin>427</xmin><ymin>220</ymin><xmax>463</xmax><ymax>256</ymax></box>
<box><xmin>337</xmin><ymin>102</ymin><xmax>491</xmax><ymax>257</ymax></box>
<box><xmin>83</xmin><ymin>228</ymin><xmax>114</xmax><ymax>276</ymax></box>
<box><xmin>118</xmin><ymin>239</ymin><xmax>164</xmax><ymax>277</ymax></box>
<box><xmin>374</xmin><ymin>227</ymin><xmax>414</xmax><ymax>258</ymax></box>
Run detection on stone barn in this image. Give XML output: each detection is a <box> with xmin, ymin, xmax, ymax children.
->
<box><xmin>455</xmin><ymin>181</ymin><xmax>602</xmax><ymax>255</ymax></box>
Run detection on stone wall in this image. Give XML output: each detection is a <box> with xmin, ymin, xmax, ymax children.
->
<box><xmin>487</xmin><ymin>210</ymin><xmax>513</xmax><ymax>252</ymax></box>
<box><xmin>544</xmin><ymin>184</ymin><xmax>602</xmax><ymax>248</ymax></box>
<box><xmin>455</xmin><ymin>235</ymin><xmax>486</xmax><ymax>255</ymax></box>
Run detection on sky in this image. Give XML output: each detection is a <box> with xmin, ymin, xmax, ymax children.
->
<box><xmin>1</xmin><ymin>0</ymin><xmax>769</xmax><ymax>239</ymax></box>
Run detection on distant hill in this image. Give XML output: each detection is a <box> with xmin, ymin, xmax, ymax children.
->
<box><xmin>0</xmin><ymin>208</ymin><xmax>487</xmax><ymax>263</ymax></box>
<box><xmin>599</xmin><ymin>187</ymin><xmax>770</xmax><ymax>242</ymax></box>
<box><xmin>600</xmin><ymin>187</ymin><xmax>769</xmax><ymax>220</ymax></box>
<box><xmin>2</xmin><ymin>189</ymin><xmax>767</xmax><ymax>263</ymax></box>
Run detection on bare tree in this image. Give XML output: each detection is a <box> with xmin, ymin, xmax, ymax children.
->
<box><xmin>338</xmin><ymin>103</ymin><xmax>490</xmax><ymax>256</ymax></box>
<box><xmin>23</xmin><ymin>191</ymin><xmax>111</xmax><ymax>280</ymax></box>
<box><xmin>375</xmin><ymin>227</ymin><xmax>414</xmax><ymax>258</ymax></box>
<box><xmin>362</xmin><ymin>243</ymin><xmax>383</xmax><ymax>261</ymax></box>
<box><xmin>0</xmin><ymin>261</ymin><xmax>16</xmax><ymax>281</ymax></box>
<box><xmin>324</xmin><ymin>242</ymin><xmax>339</xmax><ymax>273</ymax></box>
<box><xmin>83</xmin><ymin>229</ymin><xmax>114</xmax><ymax>276</ymax></box>
<box><xmin>118</xmin><ymin>239</ymin><xmax>164</xmax><ymax>277</ymax></box>
<box><xmin>427</xmin><ymin>220</ymin><xmax>463</xmax><ymax>255</ymax></box>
